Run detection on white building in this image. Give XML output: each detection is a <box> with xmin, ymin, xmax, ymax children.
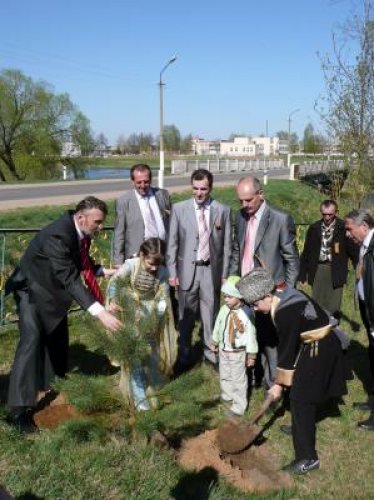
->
<box><xmin>191</xmin><ymin>135</ymin><xmax>282</xmax><ymax>157</ymax></box>
<box><xmin>219</xmin><ymin>136</ymin><xmax>279</xmax><ymax>157</ymax></box>
<box><xmin>251</xmin><ymin>136</ymin><xmax>279</xmax><ymax>156</ymax></box>
<box><xmin>191</xmin><ymin>137</ymin><xmax>220</xmax><ymax>155</ymax></box>
<box><xmin>220</xmin><ymin>137</ymin><xmax>256</xmax><ymax>156</ymax></box>
<box><xmin>278</xmin><ymin>139</ymin><xmax>289</xmax><ymax>155</ymax></box>
<box><xmin>61</xmin><ymin>141</ymin><xmax>81</xmax><ymax>157</ymax></box>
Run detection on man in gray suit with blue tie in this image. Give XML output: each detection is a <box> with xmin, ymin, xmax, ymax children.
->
<box><xmin>229</xmin><ymin>175</ymin><xmax>299</xmax><ymax>388</ymax></box>
<box><xmin>113</xmin><ymin>164</ymin><xmax>171</xmax><ymax>264</ymax></box>
<box><xmin>167</xmin><ymin>169</ymin><xmax>231</xmax><ymax>370</ymax></box>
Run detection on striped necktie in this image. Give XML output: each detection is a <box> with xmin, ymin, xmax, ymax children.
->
<box><xmin>198</xmin><ymin>205</ymin><xmax>210</xmax><ymax>261</ymax></box>
<box><xmin>80</xmin><ymin>236</ymin><xmax>104</xmax><ymax>304</ymax></box>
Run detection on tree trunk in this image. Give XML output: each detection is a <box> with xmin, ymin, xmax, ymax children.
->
<box><xmin>119</xmin><ymin>363</ymin><xmax>135</xmax><ymax>415</ymax></box>
<box><xmin>0</xmin><ymin>150</ymin><xmax>21</xmax><ymax>180</ymax></box>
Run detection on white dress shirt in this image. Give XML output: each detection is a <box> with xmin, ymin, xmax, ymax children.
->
<box><xmin>358</xmin><ymin>228</ymin><xmax>374</xmax><ymax>301</ymax></box>
<box><xmin>135</xmin><ymin>189</ymin><xmax>166</xmax><ymax>241</ymax></box>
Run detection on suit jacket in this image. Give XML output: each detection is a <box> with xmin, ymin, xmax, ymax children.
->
<box><xmin>362</xmin><ymin>233</ymin><xmax>374</xmax><ymax>330</ymax></box>
<box><xmin>8</xmin><ymin>211</ymin><xmax>96</xmax><ymax>334</ymax></box>
<box><xmin>113</xmin><ymin>188</ymin><xmax>171</xmax><ymax>264</ymax></box>
<box><xmin>272</xmin><ymin>288</ymin><xmax>347</xmax><ymax>403</ymax></box>
<box><xmin>229</xmin><ymin>203</ymin><xmax>299</xmax><ymax>286</ymax></box>
<box><xmin>299</xmin><ymin>217</ymin><xmax>359</xmax><ymax>288</ymax></box>
<box><xmin>166</xmin><ymin>198</ymin><xmax>231</xmax><ymax>291</ymax></box>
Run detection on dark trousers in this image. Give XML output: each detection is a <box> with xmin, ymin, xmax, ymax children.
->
<box><xmin>7</xmin><ymin>289</ymin><xmax>69</xmax><ymax>409</ymax></box>
<box><xmin>359</xmin><ymin>298</ymin><xmax>374</xmax><ymax>381</ymax></box>
<box><xmin>291</xmin><ymin>399</ymin><xmax>318</xmax><ymax>461</ymax></box>
<box><xmin>312</xmin><ymin>263</ymin><xmax>343</xmax><ymax>318</ymax></box>
<box><xmin>255</xmin><ymin>312</ymin><xmax>278</xmax><ymax>389</ymax></box>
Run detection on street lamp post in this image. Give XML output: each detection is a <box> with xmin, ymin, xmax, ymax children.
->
<box><xmin>158</xmin><ymin>55</ymin><xmax>177</xmax><ymax>188</ymax></box>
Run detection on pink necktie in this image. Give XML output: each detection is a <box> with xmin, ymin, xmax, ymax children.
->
<box><xmin>80</xmin><ymin>236</ymin><xmax>104</xmax><ymax>304</ymax></box>
<box><xmin>198</xmin><ymin>205</ymin><xmax>210</xmax><ymax>261</ymax></box>
<box><xmin>241</xmin><ymin>216</ymin><xmax>255</xmax><ymax>276</ymax></box>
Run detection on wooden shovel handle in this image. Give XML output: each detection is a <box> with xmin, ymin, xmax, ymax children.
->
<box><xmin>249</xmin><ymin>394</ymin><xmax>275</xmax><ymax>426</ymax></box>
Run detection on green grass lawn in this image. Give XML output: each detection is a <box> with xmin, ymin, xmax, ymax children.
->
<box><xmin>1</xmin><ymin>181</ymin><xmax>373</xmax><ymax>499</ymax></box>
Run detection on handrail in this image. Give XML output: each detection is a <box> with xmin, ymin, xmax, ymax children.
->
<box><xmin>0</xmin><ymin>226</ymin><xmax>115</xmax><ymax>327</ymax></box>
<box><xmin>0</xmin><ymin>224</ymin><xmax>309</xmax><ymax>328</ymax></box>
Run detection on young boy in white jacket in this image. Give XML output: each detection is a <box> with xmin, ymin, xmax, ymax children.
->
<box><xmin>210</xmin><ymin>276</ymin><xmax>258</xmax><ymax>416</ymax></box>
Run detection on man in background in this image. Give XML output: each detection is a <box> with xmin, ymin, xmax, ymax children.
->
<box><xmin>229</xmin><ymin>175</ymin><xmax>299</xmax><ymax>389</ymax></box>
<box><xmin>345</xmin><ymin>209</ymin><xmax>374</xmax><ymax>428</ymax></box>
<box><xmin>299</xmin><ymin>200</ymin><xmax>358</xmax><ymax>319</ymax></box>
<box><xmin>113</xmin><ymin>164</ymin><xmax>171</xmax><ymax>264</ymax></box>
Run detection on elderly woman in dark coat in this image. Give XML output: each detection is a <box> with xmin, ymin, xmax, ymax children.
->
<box><xmin>237</xmin><ymin>268</ymin><xmax>347</xmax><ymax>475</ymax></box>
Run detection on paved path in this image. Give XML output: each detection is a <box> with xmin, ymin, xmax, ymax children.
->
<box><xmin>0</xmin><ymin>169</ymin><xmax>290</xmax><ymax>211</ymax></box>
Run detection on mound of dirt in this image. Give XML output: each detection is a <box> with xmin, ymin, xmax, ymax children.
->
<box><xmin>217</xmin><ymin>418</ymin><xmax>261</xmax><ymax>453</ymax></box>
<box><xmin>34</xmin><ymin>392</ymin><xmax>80</xmax><ymax>429</ymax></box>
<box><xmin>178</xmin><ymin>429</ymin><xmax>293</xmax><ymax>493</ymax></box>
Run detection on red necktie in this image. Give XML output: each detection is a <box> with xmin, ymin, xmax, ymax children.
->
<box><xmin>80</xmin><ymin>236</ymin><xmax>104</xmax><ymax>304</ymax></box>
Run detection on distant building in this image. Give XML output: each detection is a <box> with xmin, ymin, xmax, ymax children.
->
<box><xmin>220</xmin><ymin>136</ymin><xmax>280</xmax><ymax>157</ymax></box>
<box><xmin>220</xmin><ymin>137</ymin><xmax>256</xmax><ymax>156</ymax></box>
<box><xmin>323</xmin><ymin>140</ymin><xmax>343</xmax><ymax>155</ymax></box>
<box><xmin>278</xmin><ymin>139</ymin><xmax>289</xmax><ymax>155</ymax></box>
<box><xmin>61</xmin><ymin>141</ymin><xmax>81</xmax><ymax>157</ymax></box>
<box><xmin>191</xmin><ymin>137</ymin><xmax>220</xmax><ymax>155</ymax></box>
<box><xmin>252</xmin><ymin>136</ymin><xmax>279</xmax><ymax>156</ymax></box>
<box><xmin>92</xmin><ymin>144</ymin><xmax>115</xmax><ymax>157</ymax></box>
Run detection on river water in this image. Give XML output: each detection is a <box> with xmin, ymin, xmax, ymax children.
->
<box><xmin>84</xmin><ymin>167</ymin><xmax>130</xmax><ymax>180</ymax></box>
<box><xmin>65</xmin><ymin>166</ymin><xmax>131</xmax><ymax>180</ymax></box>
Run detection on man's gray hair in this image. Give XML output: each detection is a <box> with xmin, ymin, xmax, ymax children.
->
<box><xmin>238</xmin><ymin>175</ymin><xmax>262</xmax><ymax>193</ymax></box>
<box><xmin>345</xmin><ymin>209</ymin><xmax>374</xmax><ymax>228</ymax></box>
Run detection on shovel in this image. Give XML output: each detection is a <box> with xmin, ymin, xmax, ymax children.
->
<box><xmin>217</xmin><ymin>394</ymin><xmax>275</xmax><ymax>454</ymax></box>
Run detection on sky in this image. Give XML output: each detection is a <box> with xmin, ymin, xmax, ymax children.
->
<box><xmin>0</xmin><ymin>0</ymin><xmax>360</xmax><ymax>144</ymax></box>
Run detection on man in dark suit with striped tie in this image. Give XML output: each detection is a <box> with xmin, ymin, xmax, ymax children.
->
<box><xmin>5</xmin><ymin>196</ymin><xmax>121</xmax><ymax>433</ymax></box>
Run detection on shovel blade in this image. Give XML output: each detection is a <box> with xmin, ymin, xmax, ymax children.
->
<box><xmin>217</xmin><ymin>420</ymin><xmax>262</xmax><ymax>454</ymax></box>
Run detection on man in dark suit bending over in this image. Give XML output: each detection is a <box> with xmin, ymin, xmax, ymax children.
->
<box><xmin>6</xmin><ymin>196</ymin><xmax>121</xmax><ymax>433</ymax></box>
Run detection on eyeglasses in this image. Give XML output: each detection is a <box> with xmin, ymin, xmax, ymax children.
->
<box><xmin>321</xmin><ymin>212</ymin><xmax>335</xmax><ymax>216</ymax></box>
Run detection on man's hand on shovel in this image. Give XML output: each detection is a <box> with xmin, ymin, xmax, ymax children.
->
<box><xmin>267</xmin><ymin>383</ymin><xmax>283</xmax><ymax>401</ymax></box>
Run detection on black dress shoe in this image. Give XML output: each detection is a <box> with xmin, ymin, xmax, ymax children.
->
<box><xmin>280</xmin><ymin>424</ymin><xmax>292</xmax><ymax>436</ymax></box>
<box><xmin>282</xmin><ymin>458</ymin><xmax>320</xmax><ymax>475</ymax></box>
<box><xmin>8</xmin><ymin>412</ymin><xmax>38</xmax><ymax>434</ymax></box>
<box><xmin>358</xmin><ymin>414</ymin><xmax>374</xmax><ymax>431</ymax></box>
<box><xmin>353</xmin><ymin>401</ymin><xmax>373</xmax><ymax>411</ymax></box>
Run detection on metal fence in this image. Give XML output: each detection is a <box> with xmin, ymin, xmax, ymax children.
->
<box><xmin>0</xmin><ymin>227</ymin><xmax>114</xmax><ymax>328</ymax></box>
<box><xmin>297</xmin><ymin>159</ymin><xmax>346</xmax><ymax>176</ymax></box>
<box><xmin>0</xmin><ymin>224</ymin><xmax>309</xmax><ymax>328</ymax></box>
<box><xmin>171</xmin><ymin>158</ymin><xmax>285</xmax><ymax>174</ymax></box>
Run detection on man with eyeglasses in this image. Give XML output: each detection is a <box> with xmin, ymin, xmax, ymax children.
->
<box><xmin>345</xmin><ymin>209</ymin><xmax>374</xmax><ymax>424</ymax></box>
<box><xmin>299</xmin><ymin>200</ymin><xmax>358</xmax><ymax>320</ymax></box>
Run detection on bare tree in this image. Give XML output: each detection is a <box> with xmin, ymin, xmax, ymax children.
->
<box><xmin>316</xmin><ymin>0</ymin><xmax>374</xmax><ymax>204</ymax></box>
